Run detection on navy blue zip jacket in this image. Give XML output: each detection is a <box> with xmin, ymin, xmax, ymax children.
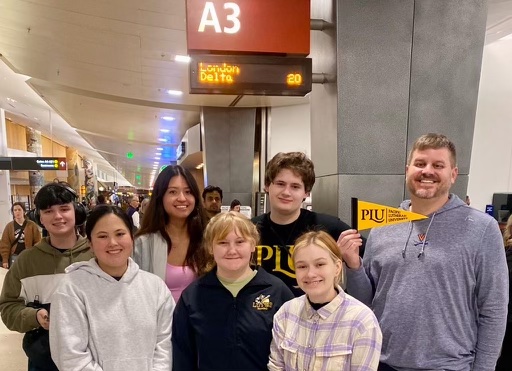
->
<box><xmin>172</xmin><ymin>266</ymin><xmax>294</xmax><ymax>370</ymax></box>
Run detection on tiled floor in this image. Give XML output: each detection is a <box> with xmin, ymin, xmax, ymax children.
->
<box><xmin>0</xmin><ymin>268</ymin><xmax>28</xmax><ymax>371</ymax></box>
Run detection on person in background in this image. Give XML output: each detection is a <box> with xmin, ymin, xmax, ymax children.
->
<box><xmin>0</xmin><ymin>182</ymin><xmax>93</xmax><ymax>371</ymax></box>
<box><xmin>126</xmin><ymin>195</ymin><xmax>140</xmax><ymax>229</ymax></box>
<box><xmin>269</xmin><ymin>230</ymin><xmax>381</xmax><ymax>371</ymax></box>
<box><xmin>172</xmin><ymin>212</ymin><xmax>294</xmax><ymax>370</ymax></box>
<box><xmin>339</xmin><ymin>133</ymin><xmax>508</xmax><ymax>370</ymax></box>
<box><xmin>138</xmin><ymin>197</ymin><xmax>150</xmax><ymax>224</ymax></box>
<box><xmin>229</xmin><ymin>199</ymin><xmax>241</xmax><ymax>212</ymax></box>
<box><xmin>0</xmin><ymin>202</ymin><xmax>41</xmax><ymax>269</ymax></box>
<box><xmin>97</xmin><ymin>194</ymin><xmax>107</xmax><ymax>205</ymax></box>
<box><xmin>109</xmin><ymin>192</ymin><xmax>120</xmax><ymax>207</ymax></box>
<box><xmin>496</xmin><ymin>214</ymin><xmax>512</xmax><ymax>370</ymax></box>
<box><xmin>87</xmin><ymin>197</ymin><xmax>97</xmax><ymax>211</ymax></box>
<box><xmin>202</xmin><ymin>185</ymin><xmax>223</xmax><ymax>221</ymax></box>
<box><xmin>49</xmin><ymin>205</ymin><xmax>174</xmax><ymax>370</ymax></box>
<box><xmin>133</xmin><ymin>165</ymin><xmax>212</xmax><ymax>303</ymax></box>
<box><xmin>252</xmin><ymin>152</ymin><xmax>354</xmax><ymax>296</ymax></box>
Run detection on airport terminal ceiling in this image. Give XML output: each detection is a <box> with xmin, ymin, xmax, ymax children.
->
<box><xmin>0</xmin><ymin>0</ymin><xmax>511</xmax><ymax>189</ymax></box>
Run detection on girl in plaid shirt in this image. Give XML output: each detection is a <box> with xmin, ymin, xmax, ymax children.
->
<box><xmin>269</xmin><ymin>231</ymin><xmax>382</xmax><ymax>371</ymax></box>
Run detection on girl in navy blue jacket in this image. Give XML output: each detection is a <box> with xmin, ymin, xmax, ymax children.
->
<box><xmin>172</xmin><ymin>211</ymin><xmax>294</xmax><ymax>370</ymax></box>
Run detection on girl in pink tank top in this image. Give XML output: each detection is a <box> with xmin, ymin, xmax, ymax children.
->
<box><xmin>165</xmin><ymin>264</ymin><xmax>197</xmax><ymax>302</ymax></box>
<box><xmin>133</xmin><ymin>166</ymin><xmax>213</xmax><ymax>302</ymax></box>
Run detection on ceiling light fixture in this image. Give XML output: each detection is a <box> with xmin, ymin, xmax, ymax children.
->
<box><xmin>156</xmin><ymin>147</ymin><xmax>163</xmax><ymax>151</ymax></box>
<box><xmin>161</xmin><ymin>116</ymin><xmax>175</xmax><ymax>121</ymax></box>
<box><xmin>160</xmin><ymin>129</ymin><xmax>170</xmax><ymax>133</ymax></box>
<box><xmin>158</xmin><ymin>138</ymin><xmax>167</xmax><ymax>142</ymax></box>
<box><xmin>175</xmin><ymin>55</ymin><xmax>191</xmax><ymax>63</ymax></box>
<box><xmin>167</xmin><ymin>90</ymin><xmax>183</xmax><ymax>96</ymax></box>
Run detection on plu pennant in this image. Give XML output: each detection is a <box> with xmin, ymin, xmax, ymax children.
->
<box><xmin>352</xmin><ymin>198</ymin><xmax>428</xmax><ymax>231</ymax></box>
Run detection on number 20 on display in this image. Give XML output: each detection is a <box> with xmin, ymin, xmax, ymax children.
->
<box><xmin>287</xmin><ymin>74</ymin><xmax>302</xmax><ymax>86</ymax></box>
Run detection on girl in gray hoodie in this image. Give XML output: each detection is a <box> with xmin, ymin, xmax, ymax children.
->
<box><xmin>50</xmin><ymin>205</ymin><xmax>175</xmax><ymax>371</ymax></box>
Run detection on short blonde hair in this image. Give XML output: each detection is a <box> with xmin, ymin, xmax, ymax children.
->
<box><xmin>292</xmin><ymin>230</ymin><xmax>343</xmax><ymax>285</ymax></box>
<box><xmin>204</xmin><ymin>212</ymin><xmax>260</xmax><ymax>254</ymax></box>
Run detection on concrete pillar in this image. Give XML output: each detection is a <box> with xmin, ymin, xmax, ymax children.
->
<box><xmin>311</xmin><ymin>0</ymin><xmax>488</xmax><ymax>223</ymax></box>
<box><xmin>26</xmin><ymin>127</ymin><xmax>44</xmax><ymax>207</ymax></box>
<box><xmin>0</xmin><ymin>109</ymin><xmax>12</xmax><ymax>233</ymax></box>
<box><xmin>201</xmin><ymin>107</ymin><xmax>257</xmax><ymax>210</ymax></box>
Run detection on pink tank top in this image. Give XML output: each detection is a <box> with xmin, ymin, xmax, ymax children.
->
<box><xmin>165</xmin><ymin>264</ymin><xmax>197</xmax><ymax>303</ymax></box>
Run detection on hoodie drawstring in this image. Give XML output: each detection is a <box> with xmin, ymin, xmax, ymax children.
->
<box><xmin>402</xmin><ymin>222</ymin><xmax>414</xmax><ymax>259</ymax></box>
<box><xmin>417</xmin><ymin>213</ymin><xmax>436</xmax><ymax>258</ymax></box>
<box><xmin>402</xmin><ymin>213</ymin><xmax>436</xmax><ymax>259</ymax></box>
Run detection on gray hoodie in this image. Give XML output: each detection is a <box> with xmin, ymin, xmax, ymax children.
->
<box><xmin>346</xmin><ymin>194</ymin><xmax>508</xmax><ymax>371</ymax></box>
<box><xmin>49</xmin><ymin>258</ymin><xmax>175</xmax><ymax>371</ymax></box>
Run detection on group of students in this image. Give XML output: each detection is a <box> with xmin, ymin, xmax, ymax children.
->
<box><xmin>0</xmin><ymin>132</ymin><xmax>509</xmax><ymax>371</ymax></box>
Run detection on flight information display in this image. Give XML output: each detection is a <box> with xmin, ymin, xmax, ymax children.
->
<box><xmin>189</xmin><ymin>55</ymin><xmax>312</xmax><ymax>96</ymax></box>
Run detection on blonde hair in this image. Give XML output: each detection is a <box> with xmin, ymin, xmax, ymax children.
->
<box><xmin>504</xmin><ymin>214</ymin><xmax>512</xmax><ymax>249</ymax></box>
<box><xmin>292</xmin><ymin>230</ymin><xmax>343</xmax><ymax>286</ymax></box>
<box><xmin>204</xmin><ymin>212</ymin><xmax>260</xmax><ymax>254</ymax></box>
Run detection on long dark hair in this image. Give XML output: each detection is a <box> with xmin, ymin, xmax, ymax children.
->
<box><xmin>137</xmin><ymin>165</ymin><xmax>210</xmax><ymax>275</ymax></box>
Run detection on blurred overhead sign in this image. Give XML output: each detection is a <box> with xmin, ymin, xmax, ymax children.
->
<box><xmin>186</xmin><ymin>0</ymin><xmax>310</xmax><ymax>55</ymax></box>
<box><xmin>0</xmin><ymin>157</ymin><xmax>67</xmax><ymax>171</ymax></box>
<box><xmin>189</xmin><ymin>55</ymin><xmax>312</xmax><ymax>96</ymax></box>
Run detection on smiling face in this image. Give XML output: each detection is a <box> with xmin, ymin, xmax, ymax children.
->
<box><xmin>406</xmin><ymin>148</ymin><xmax>458</xmax><ymax>202</ymax></box>
<box><xmin>39</xmin><ymin>203</ymin><xmax>76</xmax><ymax>238</ymax></box>
<box><xmin>163</xmin><ymin>175</ymin><xmax>196</xmax><ymax>220</ymax></box>
<box><xmin>266</xmin><ymin>169</ymin><xmax>309</xmax><ymax>220</ymax></box>
<box><xmin>294</xmin><ymin>243</ymin><xmax>341</xmax><ymax>303</ymax></box>
<box><xmin>212</xmin><ymin>228</ymin><xmax>255</xmax><ymax>280</ymax></box>
<box><xmin>90</xmin><ymin>213</ymin><xmax>133</xmax><ymax>277</ymax></box>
